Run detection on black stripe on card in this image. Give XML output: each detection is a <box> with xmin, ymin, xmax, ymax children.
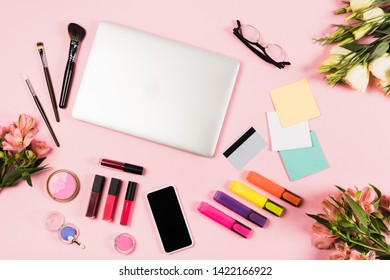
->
<box><xmin>223</xmin><ymin>127</ymin><xmax>256</xmax><ymax>158</ymax></box>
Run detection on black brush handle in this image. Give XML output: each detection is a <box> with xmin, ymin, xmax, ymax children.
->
<box><xmin>43</xmin><ymin>67</ymin><xmax>60</xmax><ymax>122</ymax></box>
<box><xmin>59</xmin><ymin>60</ymin><xmax>75</xmax><ymax>109</ymax></box>
<box><xmin>33</xmin><ymin>96</ymin><xmax>60</xmax><ymax>147</ymax></box>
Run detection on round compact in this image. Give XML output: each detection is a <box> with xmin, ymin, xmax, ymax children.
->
<box><xmin>46</xmin><ymin>170</ymin><xmax>80</xmax><ymax>202</ymax></box>
<box><xmin>43</xmin><ymin>211</ymin><xmax>85</xmax><ymax>249</ymax></box>
<box><xmin>115</xmin><ymin>233</ymin><xmax>136</xmax><ymax>254</ymax></box>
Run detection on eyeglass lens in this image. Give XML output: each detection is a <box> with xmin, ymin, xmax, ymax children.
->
<box><xmin>240</xmin><ymin>24</ymin><xmax>286</xmax><ymax>62</ymax></box>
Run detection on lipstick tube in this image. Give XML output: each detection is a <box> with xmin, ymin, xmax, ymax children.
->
<box><xmin>120</xmin><ymin>181</ymin><xmax>138</xmax><ymax>226</ymax></box>
<box><xmin>197</xmin><ymin>202</ymin><xmax>252</xmax><ymax>238</ymax></box>
<box><xmin>99</xmin><ymin>158</ymin><xmax>143</xmax><ymax>175</ymax></box>
<box><xmin>229</xmin><ymin>181</ymin><xmax>285</xmax><ymax>217</ymax></box>
<box><xmin>213</xmin><ymin>191</ymin><xmax>268</xmax><ymax>227</ymax></box>
<box><xmin>86</xmin><ymin>175</ymin><xmax>106</xmax><ymax>218</ymax></box>
<box><xmin>247</xmin><ymin>171</ymin><xmax>303</xmax><ymax>207</ymax></box>
<box><xmin>103</xmin><ymin>178</ymin><xmax>122</xmax><ymax>221</ymax></box>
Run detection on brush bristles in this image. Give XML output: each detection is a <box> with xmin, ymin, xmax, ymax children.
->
<box><xmin>22</xmin><ymin>73</ymin><xmax>29</xmax><ymax>81</ymax></box>
<box><xmin>68</xmin><ymin>23</ymin><xmax>86</xmax><ymax>42</ymax></box>
<box><xmin>37</xmin><ymin>42</ymin><xmax>44</xmax><ymax>49</ymax></box>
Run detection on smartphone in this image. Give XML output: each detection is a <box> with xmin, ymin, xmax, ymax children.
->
<box><xmin>146</xmin><ymin>185</ymin><xmax>194</xmax><ymax>254</ymax></box>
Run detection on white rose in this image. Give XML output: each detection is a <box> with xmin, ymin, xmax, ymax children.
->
<box><xmin>344</xmin><ymin>64</ymin><xmax>369</xmax><ymax>93</ymax></box>
<box><xmin>350</xmin><ymin>0</ymin><xmax>374</xmax><ymax>12</ymax></box>
<box><xmin>368</xmin><ymin>54</ymin><xmax>390</xmax><ymax>81</ymax></box>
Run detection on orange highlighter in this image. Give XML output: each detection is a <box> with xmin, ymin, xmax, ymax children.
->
<box><xmin>246</xmin><ymin>171</ymin><xmax>303</xmax><ymax>207</ymax></box>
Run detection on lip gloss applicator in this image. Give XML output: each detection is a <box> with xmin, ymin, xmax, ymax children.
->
<box><xmin>99</xmin><ymin>158</ymin><xmax>144</xmax><ymax>175</ymax></box>
<box><xmin>120</xmin><ymin>181</ymin><xmax>138</xmax><ymax>226</ymax></box>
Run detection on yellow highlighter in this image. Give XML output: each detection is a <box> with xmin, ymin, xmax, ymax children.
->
<box><xmin>229</xmin><ymin>181</ymin><xmax>285</xmax><ymax>217</ymax></box>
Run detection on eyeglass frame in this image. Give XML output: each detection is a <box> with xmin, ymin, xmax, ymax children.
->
<box><xmin>233</xmin><ymin>20</ymin><xmax>291</xmax><ymax>69</ymax></box>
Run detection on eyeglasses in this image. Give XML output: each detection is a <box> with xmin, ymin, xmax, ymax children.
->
<box><xmin>233</xmin><ymin>20</ymin><xmax>290</xmax><ymax>69</ymax></box>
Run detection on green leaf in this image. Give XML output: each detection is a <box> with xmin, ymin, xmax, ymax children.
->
<box><xmin>369</xmin><ymin>41</ymin><xmax>389</xmax><ymax>60</ymax></box>
<box><xmin>369</xmin><ymin>184</ymin><xmax>382</xmax><ymax>199</ymax></box>
<box><xmin>335</xmin><ymin>185</ymin><xmax>346</xmax><ymax>193</ymax></box>
<box><xmin>21</xmin><ymin>172</ymin><xmax>32</xmax><ymax>187</ymax></box>
<box><xmin>345</xmin><ymin>194</ymin><xmax>368</xmax><ymax>230</ymax></box>
<box><xmin>0</xmin><ymin>166</ymin><xmax>45</xmax><ymax>188</ymax></box>
<box><xmin>376</xmin><ymin>218</ymin><xmax>389</xmax><ymax>232</ymax></box>
<box><xmin>371</xmin><ymin>217</ymin><xmax>382</xmax><ymax>234</ymax></box>
<box><xmin>342</xmin><ymin>43</ymin><xmax>365</xmax><ymax>52</ymax></box>
<box><xmin>33</xmin><ymin>157</ymin><xmax>46</xmax><ymax>168</ymax></box>
<box><xmin>306</xmin><ymin>214</ymin><xmax>332</xmax><ymax>230</ymax></box>
<box><xmin>338</xmin><ymin>220</ymin><xmax>355</xmax><ymax>228</ymax></box>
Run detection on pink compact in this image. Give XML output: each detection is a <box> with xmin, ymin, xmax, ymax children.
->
<box><xmin>115</xmin><ymin>233</ymin><xmax>136</xmax><ymax>254</ymax></box>
<box><xmin>47</xmin><ymin>170</ymin><xmax>80</xmax><ymax>202</ymax></box>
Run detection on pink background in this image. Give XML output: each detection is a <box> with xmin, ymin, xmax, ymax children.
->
<box><xmin>1</xmin><ymin>0</ymin><xmax>390</xmax><ymax>260</ymax></box>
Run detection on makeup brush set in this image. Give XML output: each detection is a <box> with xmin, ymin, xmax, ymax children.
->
<box><xmin>23</xmin><ymin>22</ymin><xmax>86</xmax><ymax>147</ymax></box>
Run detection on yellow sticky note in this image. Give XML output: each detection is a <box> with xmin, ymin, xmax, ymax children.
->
<box><xmin>270</xmin><ymin>79</ymin><xmax>320</xmax><ymax>128</ymax></box>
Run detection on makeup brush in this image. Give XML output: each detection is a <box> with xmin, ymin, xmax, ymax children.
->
<box><xmin>22</xmin><ymin>74</ymin><xmax>60</xmax><ymax>147</ymax></box>
<box><xmin>59</xmin><ymin>23</ymin><xmax>86</xmax><ymax>109</ymax></box>
<box><xmin>37</xmin><ymin>42</ymin><xmax>60</xmax><ymax>122</ymax></box>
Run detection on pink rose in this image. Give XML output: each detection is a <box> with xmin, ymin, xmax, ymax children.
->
<box><xmin>312</xmin><ymin>222</ymin><xmax>338</xmax><ymax>249</ymax></box>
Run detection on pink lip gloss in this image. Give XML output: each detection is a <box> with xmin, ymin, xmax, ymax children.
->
<box><xmin>99</xmin><ymin>158</ymin><xmax>144</xmax><ymax>175</ymax></box>
<box><xmin>120</xmin><ymin>181</ymin><xmax>138</xmax><ymax>226</ymax></box>
<box><xmin>103</xmin><ymin>178</ymin><xmax>122</xmax><ymax>221</ymax></box>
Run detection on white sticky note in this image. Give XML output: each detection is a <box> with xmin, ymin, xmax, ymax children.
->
<box><xmin>267</xmin><ymin>112</ymin><xmax>312</xmax><ymax>151</ymax></box>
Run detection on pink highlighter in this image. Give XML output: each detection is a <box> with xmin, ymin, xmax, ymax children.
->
<box><xmin>197</xmin><ymin>202</ymin><xmax>252</xmax><ymax>238</ymax></box>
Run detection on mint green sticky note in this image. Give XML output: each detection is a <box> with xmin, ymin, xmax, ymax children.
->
<box><xmin>280</xmin><ymin>131</ymin><xmax>328</xmax><ymax>181</ymax></box>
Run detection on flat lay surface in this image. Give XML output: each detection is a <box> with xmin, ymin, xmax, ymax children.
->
<box><xmin>1</xmin><ymin>0</ymin><xmax>390</xmax><ymax>260</ymax></box>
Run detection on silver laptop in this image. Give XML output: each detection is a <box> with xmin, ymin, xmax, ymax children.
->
<box><xmin>72</xmin><ymin>21</ymin><xmax>240</xmax><ymax>157</ymax></box>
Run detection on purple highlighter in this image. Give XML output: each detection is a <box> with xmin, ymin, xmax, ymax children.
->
<box><xmin>213</xmin><ymin>191</ymin><xmax>268</xmax><ymax>227</ymax></box>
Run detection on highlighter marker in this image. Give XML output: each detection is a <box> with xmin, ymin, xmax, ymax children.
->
<box><xmin>197</xmin><ymin>202</ymin><xmax>252</xmax><ymax>238</ymax></box>
<box><xmin>213</xmin><ymin>191</ymin><xmax>268</xmax><ymax>227</ymax></box>
<box><xmin>247</xmin><ymin>171</ymin><xmax>302</xmax><ymax>207</ymax></box>
<box><xmin>229</xmin><ymin>181</ymin><xmax>285</xmax><ymax>217</ymax></box>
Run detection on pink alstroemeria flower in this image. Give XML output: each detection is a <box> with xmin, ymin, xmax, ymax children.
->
<box><xmin>322</xmin><ymin>199</ymin><xmax>340</xmax><ymax>221</ymax></box>
<box><xmin>31</xmin><ymin>140</ymin><xmax>50</xmax><ymax>158</ymax></box>
<box><xmin>380</xmin><ymin>195</ymin><xmax>390</xmax><ymax>213</ymax></box>
<box><xmin>2</xmin><ymin>128</ymin><xmax>33</xmax><ymax>153</ymax></box>
<box><xmin>350</xmin><ymin>250</ymin><xmax>376</xmax><ymax>260</ymax></box>
<box><xmin>0</xmin><ymin>126</ymin><xmax>9</xmax><ymax>138</ymax></box>
<box><xmin>312</xmin><ymin>222</ymin><xmax>338</xmax><ymax>249</ymax></box>
<box><xmin>17</xmin><ymin>114</ymin><xmax>37</xmax><ymax>137</ymax></box>
<box><xmin>346</xmin><ymin>186</ymin><xmax>378</xmax><ymax>214</ymax></box>
<box><xmin>329</xmin><ymin>242</ymin><xmax>351</xmax><ymax>260</ymax></box>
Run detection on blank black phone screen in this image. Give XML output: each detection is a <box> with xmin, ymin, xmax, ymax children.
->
<box><xmin>147</xmin><ymin>186</ymin><xmax>193</xmax><ymax>253</ymax></box>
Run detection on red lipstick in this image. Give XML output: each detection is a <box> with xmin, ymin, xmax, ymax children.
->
<box><xmin>99</xmin><ymin>158</ymin><xmax>144</xmax><ymax>175</ymax></box>
<box><xmin>103</xmin><ymin>178</ymin><xmax>122</xmax><ymax>221</ymax></box>
<box><xmin>120</xmin><ymin>181</ymin><xmax>138</xmax><ymax>226</ymax></box>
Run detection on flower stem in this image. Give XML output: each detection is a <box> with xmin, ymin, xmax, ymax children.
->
<box><xmin>337</xmin><ymin>231</ymin><xmax>389</xmax><ymax>254</ymax></box>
